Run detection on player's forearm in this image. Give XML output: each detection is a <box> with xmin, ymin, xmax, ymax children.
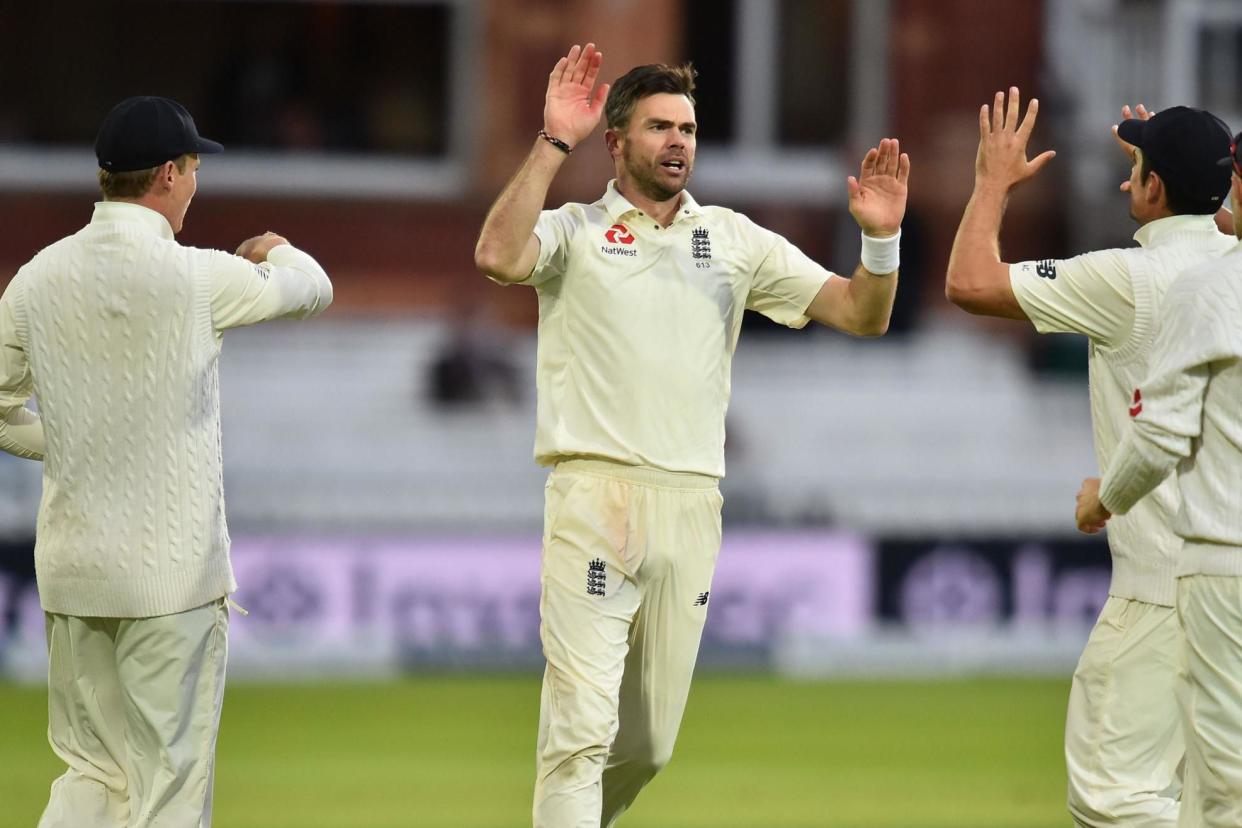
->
<box><xmin>945</xmin><ymin>183</ymin><xmax>1010</xmax><ymax>313</ymax></box>
<box><xmin>0</xmin><ymin>406</ymin><xmax>44</xmax><ymax>461</ymax></box>
<box><xmin>843</xmin><ymin>264</ymin><xmax>898</xmax><ymax>336</ymax></box>
<box><xmin>1098</xmin><ymin>429</ymin><xmax>1180</xmax><ymax>516</ymax></box>
<box><xmin>266</xmin><ymin>245</ymin><xmax>334</xmax><ymax>319</ymax></box>
<box><xmin>475</xmin><ymin>140</ymin><xmax>568</xmax><ymax>282</ymax></box>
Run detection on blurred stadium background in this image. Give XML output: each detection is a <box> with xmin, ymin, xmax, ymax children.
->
<box><xmin>1</xmin><ymin>0</ymin><xmax>1241</xmax><ymax>825</ymax></box>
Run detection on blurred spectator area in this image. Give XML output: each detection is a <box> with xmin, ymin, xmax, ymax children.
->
<box><xmin>0</xmin><ymin>0</ymin><xmax>1239</xmax><ymax>330</ymax></box>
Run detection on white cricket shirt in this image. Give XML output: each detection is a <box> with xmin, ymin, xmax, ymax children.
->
<box><xmin>508</xmin><ymin>181</ymin><xmax>834</xmax><ymax>478</ymax></box>
<box><xmin>1099</xmin><ymin>243</ymin><xmax>1242</xmax><ymax>576</ymax></box>
<box><xmin>0</xmin><ymin>201</ymin><xmax>333</xmax><ymax>617</ymax></box>
<box><xmin>1010</xmin><ymin>213</ymin><xmax>1235</xmax><ymax>604</ymax></box>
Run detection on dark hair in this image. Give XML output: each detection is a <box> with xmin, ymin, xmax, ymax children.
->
<box><xmin>1139</xmin><ymin>153</ymin><xmax>1219</xmax><ymax>216</ymax></box>
<box><xmin>98</xmin><ymin>154</ymin><xmax>191</xmax><ymax>200</ymax></box>
<box><xmin>605</xmin><ymin>63</ymin><xmax>697</xmax><ymax>130</ymax></box>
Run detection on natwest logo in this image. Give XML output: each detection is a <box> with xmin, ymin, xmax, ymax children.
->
<box><xmin>604</xmin><ymin>224</ymin><xmax>635</xmax><ymax>245</ymax></box>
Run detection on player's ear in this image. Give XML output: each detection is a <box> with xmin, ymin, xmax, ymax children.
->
<box><xmin>604</xmin><ymin>128</ymin><xmax>622</xmax><ymax>160</ymax></box>
<box><xmin>157</xmin><ymin>160</ymin><xmax>178</xmax><ymax>193</ymax></box>
<box><xmin>1146</xmin><ymin>170</ymin><xmax>1166</xmax><ymax>209</ymax></box>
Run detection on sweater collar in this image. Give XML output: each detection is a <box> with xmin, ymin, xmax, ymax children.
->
<box><xmin>91</xmin><ymin>201</ymin><xmax>175</xmax><ymax>240</ymax></box>
<box><xmin>1132</xmin><ymin>213</ymin><xmax>1219</xmax><ymax>248</ymax></box>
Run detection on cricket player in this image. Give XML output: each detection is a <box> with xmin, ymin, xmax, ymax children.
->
<box><xmin>474</xmin><ymin>44</ymin><xmax>908</xmax><ymax>827</ymax></box>
<box><xmin>945</xmin><ymin>89</ymin><xmax>1235</xmax><ymax>827</ymax></box>
<box><xmin>1076</xmin><ymin>134</ymin><xmax>1242</xmax><ymax>828</ymax></box>
<box><xmin>0</xmin><ymin>96</ymin><xmax>333</xmax><ymax>827</ymax></box>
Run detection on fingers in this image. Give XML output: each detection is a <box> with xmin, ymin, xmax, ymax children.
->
<box><xmin>570</xmin><ymin>43</ymin><xmax>596</xmax><ymax>86</ymax></box>
<box><xmin>580</xmin><ymin>44</ymin><xmax>603</xmax><ymax>90</ymax></box>
<box><xmin>1111</xmin><ymin>123</ymin><xmax>1135</xmax><ymax>155</ymax></box>
<box><xmin>881</xmin><ymin>139</ymin><xmax>901</xmax><ymax>177</ymax></box>
<box><xmin>552</xmin><ymin>44</ymin><xmax>583</xmax><ymax>86</ymax></box>
<box><xmin>1028</xmin><ymin>149</ymin><xmax>1057</xmax><ymax>176</ymax></box>
<box><xmin>846</xmin><ymin>175</ymin><xmax>861</xmax><ymax>202</ymax></box>
<box><xmin>978</xmin><ymin>104</ymin><xmax>990</xmax><ymax>140</ymax></box>
<box><xmin>1121</xmin><ymin>104</ymin><xmax>1133</xmax><ymax>120</ymax></box>
<box><xmin>860</xmin><ymin>147</ymin><xmax>879</xmax><ymax>179</ymax></box>
<box><xmin>875</xmin><ymin>139</ymin><xmax>893</xmax><ymax>176</ymax></box>
<box><xmin>589</xmin><ymin>82</ymin><xmax>610</xmax><ymax>114</ymax></box>
<box><xmin>858</xmin><ymin>140</ymin><xmax>909</xmax><ymax>181</ymax></box>
<box><xmin>1005</xmin><ymin>86</ymin><xmax>1020</xmax><ymax>131</ymax></box>
<box><xmin>1016</xmin><ymin>96</ymin><xmax>1039</xmax><ymax>140</ymax></box>
<box><xmin>549</xmin><ymin>57</ymin><xmax>568</xmax><ymax>86</ymax></box>
<box><xmin>992</xmin><ymin>91</ymin><xmax>1004</xmax><ymax>133</ymax></box>
<box><xmin>1136</xmin><ymin>103</ymin><xmax>1153</xmax><ymax>120</ymax></box>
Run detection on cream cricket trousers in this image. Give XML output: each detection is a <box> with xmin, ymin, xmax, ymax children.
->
<box><xmin>1176</xmin><ymin>575</ymin><xmax>1242</xmax><ymax>828</ymax></box>
<box><xmin>1066</xmin><ymin>596</ymin><xmax>1182</xmax><ymax>827</ymax></box>
<box><xmin>38</xmin><ymin>598</ymin><xmax>229</xmax><ymax>828</ymax></box>
<box><xmin>533</xmin><ymin>459</ymin><xmax>722</xmax><ymax>828</ymax></box>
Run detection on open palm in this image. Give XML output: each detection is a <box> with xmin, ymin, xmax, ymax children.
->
<box><xmin>544</xmin><ymin>43</ymin><xmax>610</xmax><ymax>147</ymax></box>
<box><xmin>848</xmin><ymin>138</ymin><xmax>910</xmax><ymax>237</ymax></box>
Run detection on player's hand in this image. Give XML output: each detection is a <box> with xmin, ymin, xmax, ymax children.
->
<box><xmin>848</xmin><ymin>138</ymin><xmax>909</xmax><ymax>237</ymax></box>
<box><xmin>236</xmin><ymin>232</ymin><xmax>289</xmax><ymax>263</ymax></box>
<box><xmin>1075</xmin><ymin>477</ymin><xmax>1111</xmax><ymax>535</ymax></box>
<box><xmin>543</xmin><ymin>43</ymin><xmax>609</xmax><ymax>150</ymax></box>
<box><xmin>975</xmin><ymin>87</ymin><xmax>1056</xmax><ymax>192</ymax></box>
<box><xmin>1113</xmin><ymin>104</ymin><xmax>1154</xmax><ymax>192</ymax></box>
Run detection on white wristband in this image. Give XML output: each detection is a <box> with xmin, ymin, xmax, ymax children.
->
<box><xmin>860</xmin><ymin>230</ymin><xmax>900</xmax><ymax>275</ymax></box>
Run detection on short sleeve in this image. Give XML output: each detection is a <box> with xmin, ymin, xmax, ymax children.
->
<box><xmin>1010</xmin><ymin>249</ymin><xmax>1134</xmax><ymax>345</ymax></box>
<box><xmin>519</xmin><ymin>208</ymin><xmax>579</xmax><ymax>288</ymax></box>
<box><xmin>743</xmin><ymin>219</ymin><xmax>833</xmax><ymax>329</ymax></box>
<box><xmin>210</xmin><ymin>244</ymin><xmax>333</xmax><ymax>331</ymax></box>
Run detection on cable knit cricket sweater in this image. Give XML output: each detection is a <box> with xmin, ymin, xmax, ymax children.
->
<box><xmin>0</xmin><ymin>202</ymin><xmax>332</xmax><ymax>617</ymax></box>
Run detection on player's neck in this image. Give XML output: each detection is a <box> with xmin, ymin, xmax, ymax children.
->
<box><xmin>615</xmin><ymin>180</ymin><xmax>683</xmax><ymax>228</ymax></box>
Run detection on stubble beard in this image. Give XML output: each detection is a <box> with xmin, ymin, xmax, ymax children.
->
<box><xmin>623</xmin><ymin>144</ymin><xmax>690</xmax><ymax>203</ymax></box>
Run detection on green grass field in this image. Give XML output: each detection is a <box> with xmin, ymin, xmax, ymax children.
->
<box><xmin>0</xmin><ymin>675</ymin><xmax>1069</xmax><ymax>828</ymax></box>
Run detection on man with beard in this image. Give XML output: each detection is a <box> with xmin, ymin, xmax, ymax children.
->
<box><xmin>475</xmin><ymin>44</ymin><xmax>909</xmax><ymax>827</ymax></box>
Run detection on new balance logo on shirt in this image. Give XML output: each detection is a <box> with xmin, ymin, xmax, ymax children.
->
<box><xmin>693</xmin><ymin>592</ymin><xmax>709</xmax><ymax>607</ymax></box>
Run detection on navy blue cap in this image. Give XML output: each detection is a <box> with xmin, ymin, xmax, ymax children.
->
<box><xmin>1117</xmin><ymin>106</ymin><xmax>1233</xmax><ymax>205</ymax></box>
<box><xmin>95</xmin><ymin>96</ymin><xmax>223</xmax><ymax>173</ymax></box>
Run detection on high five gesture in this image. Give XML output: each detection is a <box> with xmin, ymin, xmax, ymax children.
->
<box><xmin>975</xmin><ymin>86</ymin><xmax>1057</xmax><ymax>192</ymax></box>
<box><xmin>848</xmin><ymin>138</ymin><xmax>910</xmax><ymax>238</ymax></box>
<box><xmin>543</xmin><ymin>43</ymin><xmax>609</xmax><ymax>150</ymax></box>
<box><xmin>476</xmin><ymin>44</ymin><xmax>610</xmax><ymax>283</ymax></box>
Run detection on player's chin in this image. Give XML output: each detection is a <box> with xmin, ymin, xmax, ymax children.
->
<box><xmin>653</xmin><ymin>171</ymin><xmax>690</xmax><ymax>199</ymax></box>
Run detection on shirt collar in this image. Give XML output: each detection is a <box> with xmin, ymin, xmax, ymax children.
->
<box><xmin>91</xmin><ymin>201</ymin><xmax>175</xmax><ymax>240</ymax></box>
<box><xmin>600</xmin><ymin>179</ymin><xmax>705</xmax><ymax>224</ymax></box>
<box><xmin>1132</xmin><ymin>213</ymin><xmax>1219</xmax><ymax>248</ymax></box>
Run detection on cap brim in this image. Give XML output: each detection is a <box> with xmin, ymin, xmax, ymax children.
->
<box><xmin>194</xmin><ymin>137</ymin><xmax>224</xmax><ymax>155</ymax></box>
<box><xmin>1116</xmin><ymin>118</ymin><xmax>1147</xmax><ymax>148</ymax></box>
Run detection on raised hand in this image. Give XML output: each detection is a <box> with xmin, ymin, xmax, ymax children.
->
<box><xmin>236</xmin><ymin>232</ymin><xmax>289</xmax><ymax>263</ymax></box>
<box><xmin>543</xmin><ymin>43</ymin><xmax>610</xmax><ymax>149</ymax></box>
<box><xmin>1075</xmin><ymin>477</ymin><xmax>1111</xmax><ymax>535</ymax></box>
<box><xmin>848</xmin><ymin>138</ymin><xmax>910</xmax><ymax>237</ymax></box>
<box><xmin>1113</xmin><ymin>103</ymin><xmax>1155</xmax><ymax>192</ymax></box>
<box><xmin>975</xmin><ymin>86</ymin><xmax>1056</xmax><ymax>192</ymax></box>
